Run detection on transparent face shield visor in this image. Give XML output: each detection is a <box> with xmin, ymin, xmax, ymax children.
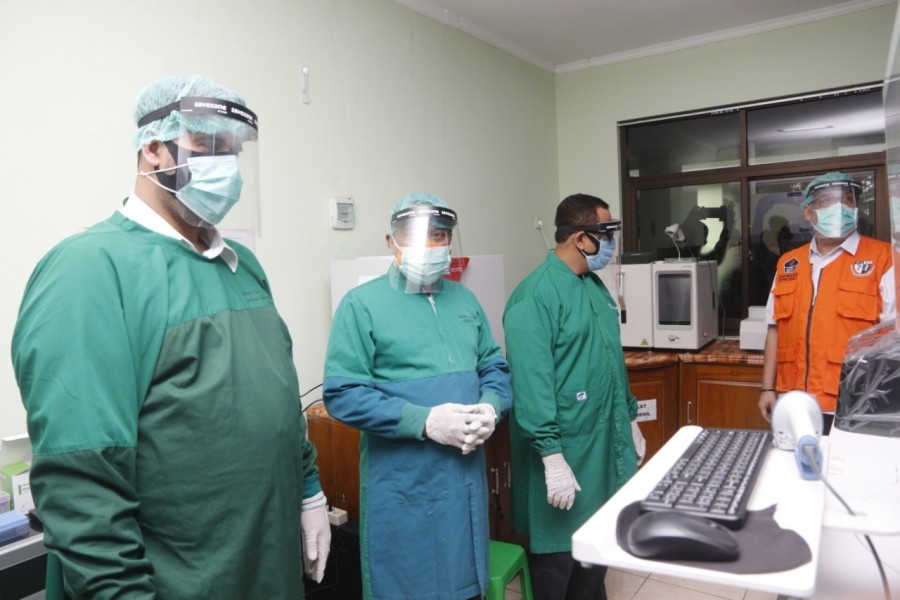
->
<box><xmin>389</xmin><ymin>205</ymin><xmax>463</xmax><ymax>292</ymax></box>
<box><xmin>138</xmin><ymin>97</ymin><xmax>260</xmax><ymax>232</ymax></box>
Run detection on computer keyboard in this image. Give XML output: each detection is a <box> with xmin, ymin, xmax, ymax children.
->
<box><xmin>640</xmin><ymin>428</ymin><xmax>772</xmax><ymax>529</ymax></box>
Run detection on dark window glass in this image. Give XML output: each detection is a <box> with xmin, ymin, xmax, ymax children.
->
<box><xmin>747</xmin><ymin>90</ymin><xmax>884</xmax><ymax>165</ymax></box>
<box><xmin>626</xmin><ymin>113</ymin><xmax>740</xmax><ymax>177</ymax></box>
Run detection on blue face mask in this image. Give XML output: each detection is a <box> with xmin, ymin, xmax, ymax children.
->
<box><xmin>581</xmin><ymin>234</ymin><xmax>616</xmax><ymax>271</ymax></box>
<box><xmin>175</xmin><ymin>155</ymin><xmax>243</xmax><ymax>225</ymax></box>
<box><xmin>812</xmin><ymin>202</ymin><xmax>857</xmax><ymax>238</ymax></box>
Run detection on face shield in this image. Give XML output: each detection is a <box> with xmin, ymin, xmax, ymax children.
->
<box><xmin>389</xmin><ymin>205</ymin><xmax>464</xmax><ymax>292</ymax></box>
<box><xmin>138</xmin><ymin>97</ymin><xmax>260</xmax><ymax>232</ymax></box>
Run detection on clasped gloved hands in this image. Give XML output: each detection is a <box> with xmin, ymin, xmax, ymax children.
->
<box><xmin>462</xmin><ymin>403</ymin><xmax>497</xmax><ymax>454</ymax></box>
<box><xmin>542</xmin><ymin>453</ymin><xmax>581</xmax><ymax>510</ymax></box>
<box><xmin>300</xmin><ymin>491</ymin><xmax>331</xmax><ymax>583</ymax></box>
<box><xmin>425</xmin><ymin>403</ymin><xmax>497</xmax><ymax>454</ymax></box>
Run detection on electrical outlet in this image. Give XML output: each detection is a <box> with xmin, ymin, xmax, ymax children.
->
<box><xmin>327</xmin><ymin>506</ymin><xmax>348</xmax><ymax>526</ymax></box>
<box><xmin>534</xmin><ymin>218</ymin><xmax>544</xmax><ymax>230</ymax></box>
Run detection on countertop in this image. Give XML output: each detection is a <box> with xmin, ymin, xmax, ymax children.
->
<box><xmin>624</xmin><ymin>337</ymin><xmax>764</xmax><ymax>368</ymax></box>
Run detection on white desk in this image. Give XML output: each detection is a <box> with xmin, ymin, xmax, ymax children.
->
<box><xmin>572</xmin><ymin>425</ymin><xmax>827</xmax><ymax>598</ymax></box>
<box><xmin>811</xmin><ymin>427</ymin><xmax>900</xmax><ymax>600</ymax></box>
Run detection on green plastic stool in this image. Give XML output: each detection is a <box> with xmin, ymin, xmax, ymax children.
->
<box><xmin>487</xmin><ymin>540</ymin><xmax>534</xmax><ymax>600</ymax></box>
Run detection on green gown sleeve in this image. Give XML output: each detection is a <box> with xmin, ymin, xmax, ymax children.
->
<box><xmin>13</xmin><ymin>239</ymin><xmax>162</xmax><ymax>599</ymax></box>
<box><xmin>503</xmin><ymin>295</ymin><xmax>563</xmax><ymax>456</ymax></box>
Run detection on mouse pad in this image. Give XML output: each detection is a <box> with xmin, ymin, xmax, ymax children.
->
<box><xmin>616</xmin><ymin>502</ymin><xmax>811</xmax><ymax>574</ymax></box>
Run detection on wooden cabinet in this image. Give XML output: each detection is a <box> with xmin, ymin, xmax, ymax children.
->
<box><xmin>625</xmin><ymin>354</ymin><xmax>679</xmax><ymax>464</ymax></box>
<box><xmin>678</xmin><ymin>340</ymin><xmax>769</xmax><ymax>431</ymax></box>
<box><xmin>483</xmin><ymin>420</ymin><xmax>528</xmax><ymax>547</ymax></box>
<box><xmin>305</xmin><ymin>402</ymin><xmax>361</xmax><ymax>523</ymax></box>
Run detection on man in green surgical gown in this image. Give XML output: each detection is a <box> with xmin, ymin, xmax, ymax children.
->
<box><xmin>11</xmin><ymin>75</ymin><xmax>330</xmax><ymax>599</ymax></box>
<box><xmin>503</xmin><ymin>193</ymin><xmax>644</xmax><ymax>600</ymax></box>
<box><xmin>323</xmin><ymin>192</ymin><xmax>512</xmax><ymax>600</ymax></box>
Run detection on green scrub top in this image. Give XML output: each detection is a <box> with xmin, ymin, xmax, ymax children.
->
<box><xmin>324</xmin><ymin>265</ymin><xmax>512</xmax><ymax>599</ymax></box>
<box><xmin>12</xmin><ymin>213</ymin><xmax>321</xmax><ymax>599</ymax></box>
<box><xmin>503</xmin><ymin>251</ymin><xmax>637</xmax><ymax>553</ymax></box>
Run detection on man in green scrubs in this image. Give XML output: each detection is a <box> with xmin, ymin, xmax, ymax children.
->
<box><xmin>503</xmin><ymin>193</ymin><xmax>644</xmax><ymax>600</ymax></box>
<box><xmin>324</xmin><ymin>193</ymin><xmax>512</xmax><ymax>599</ymax></box>
<box><xmin>12</xmin><ymin>75</ymin><xmax>330</xmax><ymax>599</ymax></box>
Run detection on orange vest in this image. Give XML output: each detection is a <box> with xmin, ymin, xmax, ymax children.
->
<box><xmin>771</xmin><ymin>236</ymin><xmax>892</xmax><ymax>412</ymax></box>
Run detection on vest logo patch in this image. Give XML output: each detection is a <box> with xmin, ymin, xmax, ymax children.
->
<box><xmin>851</xmin><ymin>261</ymin><xmax>874</xmax><ymax>277</ymax></box>
<box><xmin>783</xmin><ymin>257</ymin><xmax>800</xmax><ymax>274</ymax></box>
<box><xmin>576</xmin><ymin>391</ymin><xmax>588</xmax><ymax>401</ymax></box>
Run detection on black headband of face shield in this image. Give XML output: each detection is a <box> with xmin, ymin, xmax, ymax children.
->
<box><xmin>556</xmin><ymin>219</ymin><xmax>622</xmax><ymax>237</ymax></box>
<box><xmin>136</xmin><ymin>96</ymin><xmax>259</xmax><ymax>131</ymax></box>
<box><xmin>390</xmin><ymin>205</ymin><xmax>458</xmax><ymax>229</ymax></box>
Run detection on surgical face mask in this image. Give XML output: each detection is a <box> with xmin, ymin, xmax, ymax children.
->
<box><xmin>812</xmin><ymin>202</ymin><xmax>857</xmax><ymax>238</ymax></box>
<box><xmin>581</xmin><ymin>234</ymin><xmax>616</xmax><ymax>271</ymax></box>
<box><xmin>398</xmin><ymin>245</ymin><xmax>451</xmax><ymax>286</ymax></box>
<box><xmin>175</xmin><ymin>155</ymin><xmax>243</xmax><ymax>225</ymax></box>
<box><xmin>143</xmin><ymin>141</ymin><xmax>243</xmax><ymax>226</ymax></box>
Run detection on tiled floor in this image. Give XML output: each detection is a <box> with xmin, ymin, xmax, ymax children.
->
<box><xmin>503</xmin><ymin>567</ymin><xmax>779</xmax><ymax>600</ymax></box>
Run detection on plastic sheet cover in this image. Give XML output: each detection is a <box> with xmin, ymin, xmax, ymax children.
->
<box><xmin>836</xmin><ymin>319</ymin><xmax>900</xmax><ymax>437</ymax></box>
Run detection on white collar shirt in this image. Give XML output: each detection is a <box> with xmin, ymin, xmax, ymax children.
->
<box><xmin>118</xmin><ymin>192</ymin><xmax>239</xmax><ymax>273</ymax></box>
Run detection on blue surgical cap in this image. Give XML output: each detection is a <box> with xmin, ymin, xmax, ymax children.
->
<box><xmin>132</xmin><ymin>75</ymin><xmax>247</xmax><ymax>151</ymax></box>
<box><xmin>390</xmin><ymin>192</ymin><xmax>455</xmax><ymax>233</ymax></box>
<box><xmin>390</xmin><ymin>192</ymin><xmax>449</xmax><ymax>217</ymax></box>
<box><xmin>802</xmin><ymin>172</ymin><xmax>860</xmax><ymax>207</ymax></box>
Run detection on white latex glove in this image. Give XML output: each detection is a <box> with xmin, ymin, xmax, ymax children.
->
<box><xmin>300</xmin><ymin>492</ymin><xmax>331</xmax><ymax>583</ymax></box>
<box><xmin>542</xmin><ymin>453</ymin><xmax>581</xmax><ymax>510</ymax></box>
<box><xmin>425</xmin><ymin>403</ymin><xmax>478</xmax><ymax>449</ymax></box>
<box><xmin>631</xmin><ymin>420</ymin><xmax>647</xmax><ymax>466</ymax></box>
<box><xmin>461</xmin><ymin>403</ymin><xmax>498</xmax><ymax>454</ymax></box>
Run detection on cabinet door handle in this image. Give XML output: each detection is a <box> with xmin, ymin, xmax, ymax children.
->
<box><xmin>490</xmin><ymin>467</ymin><xmax>500</xmax><ymax>495</ymax></box>
<box><xmin>686</xmin><ymin>400</ymin><xmax>692</xmax><ymax>424</ymax></box>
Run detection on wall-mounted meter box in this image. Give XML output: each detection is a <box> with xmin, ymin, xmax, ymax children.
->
<box><xmin>330</xmin><ymin>196</ymin><xmax>355</xmax><ymax>230</ymax></box>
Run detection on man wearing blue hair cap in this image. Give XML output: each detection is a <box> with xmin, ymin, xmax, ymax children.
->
<box><xmin>323</xmin><ymin>192</ymin><xmax>513</xmax><ymax>599</ymax></box>
<box><xmin>12</xmin><ymin>75</ymin><xmax>330</xmax><ymax>599</ymax></box>
<box><xmin>758</xmin><ymin>172</ymin><xmax>895</xmax><ymax>432</ymax></box>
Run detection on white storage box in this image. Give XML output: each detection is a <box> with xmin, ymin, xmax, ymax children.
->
<box><xmin>740</xmin><ymin>306</ymin><xmax>768</xmax><ymax>350</ymax></box>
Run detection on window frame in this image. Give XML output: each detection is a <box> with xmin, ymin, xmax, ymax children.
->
<box><xmin>619</xmin><ymin>82</ymin><xmax>890</xmax><ymax>336</ymax></box>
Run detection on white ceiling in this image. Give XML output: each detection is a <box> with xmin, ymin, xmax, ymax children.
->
<box><xmin>391</xmin><ymin>0</ymin><xmax>895</xmax><ymax>72</ymax></box>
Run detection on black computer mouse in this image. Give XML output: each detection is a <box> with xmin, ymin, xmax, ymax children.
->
<box><xmin>626</xmin><ymin>510</ymin><xmax>740</xmax><ymax>562</ymax></box>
